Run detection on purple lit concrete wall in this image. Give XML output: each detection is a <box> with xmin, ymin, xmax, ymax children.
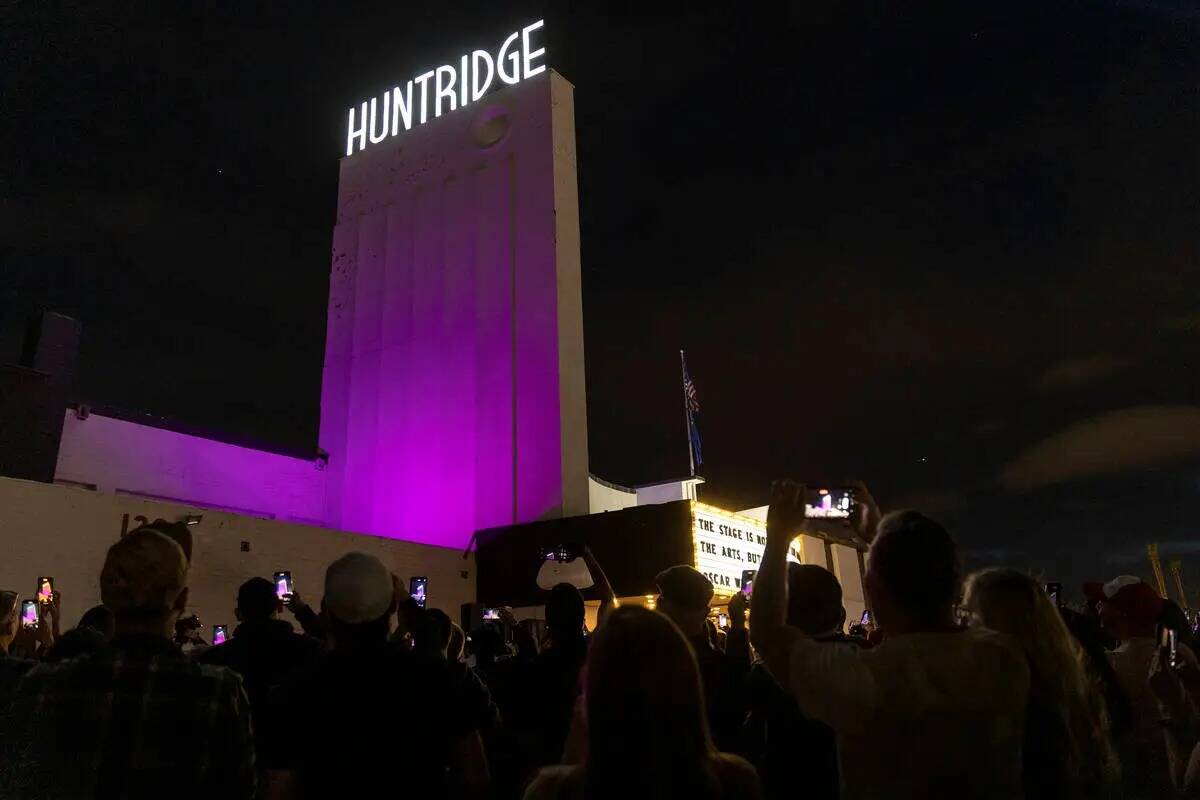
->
<box><xmin>320</xmin><ymin>70</ymin><xmax>589</xmax><ymax>548</ymax></box>
<box><xmin>55</xmin><ymin>412</ymin><xmax>327</xmax><ymax>524</ymax></box>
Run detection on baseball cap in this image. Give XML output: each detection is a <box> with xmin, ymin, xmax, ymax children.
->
<box><xmin>656</xmin><ymin>565</ymin><xmax>714</xmax><ymax>610</ymax></box>
<box><xmin>324</xmin><ymin>552</ymin><xmax>395</xmax><ymax>625</ymax></box>
<box><xmin>101</xmin><ymin>529</ymin><xmax>188</xmax><ymax>617</ymax></box>
<box><xmin>1083</xmin><ymin>575</ymin><xmax>1163</xmax><ymax>623</ymax></box>
<box><xmin>129</xmin><ymin>519</ymin><xmax>194</xmax><ymax>563</ymax></box>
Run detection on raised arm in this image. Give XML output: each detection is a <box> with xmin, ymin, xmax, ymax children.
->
<box><xmin>750</xmin><ymin>480</ymin><xmax>807</xmax><ymax>680</ymax></box>
<box><xmin>283</xmin><ymin>591</ymin><xmax>326</xmax><ymax>641</ymax></box>
<box><xmin>582</xmin><ymin>546</ymin><xmax>618</xmax><ymax>627</ymax></box>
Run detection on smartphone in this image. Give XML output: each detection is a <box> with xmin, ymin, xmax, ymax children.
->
<box><xmin>543</xmin><ymin>544</ymin><xmax>578</xmax><ymax>563</ymax></box>
<box><xmin>213</xmin><ymin>625</ymin><xmax>228</xmax><ymax>646</ymax></box>
<box><xmin>718</xmin><ymin>613</ymin><xmax>729</xmax><ymax>629</ymax></box>
<box><xmin>36</xmin><ymin>577</ymin><xmax>54</xmax><ymax>604</ymax></box>
<box><xmin>482</xmin><ymin>607</ymin><xmax>501</xmax><ymax>621</ymax></box>
<box><xmin>804</xmin><ymin>487</ymin><xmax>856</xmax><ymax>519</ymax></box>
<box><xmin>273</xmin><ymin>571</ymin><xmax>294</xmax><ymax>600</ymax></box>
<box><xmin>860</xmin><ymin>609</ymin><xmax>872</xmax><ymax>626</ymax></box>
<box><xmin>741</xmin><ymin>569</ymin><xmax>757</xmax><ymax>597</ymax></box>
<box><xmin>1045</xmin><ymin>582</ymin><xmax>1063</xmax><ymax>608</ymax></box>
<box><xmin>410</xmin><ymin>576</ymin><xmax>428</xmax><ymax>609</ymax></box>
<box><xmin>20</xmin><ymin>600</ymin><xmax>38</xmax><ymax>629</ymax></box>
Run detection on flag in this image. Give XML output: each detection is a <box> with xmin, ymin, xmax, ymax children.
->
<box><xmin>684</xmin><ymin>372</ymin><xmax>700</xmax><ymax>414</ymax></box>
<box><xmin>680</xmin><ymin>351</ymin><xmax>703</xmax><ymax>474</ymax></box>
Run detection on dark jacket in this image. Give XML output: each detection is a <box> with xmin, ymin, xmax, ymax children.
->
<box><xmin>195</xmin><ymin>617</ymin><xmax>324</xmax><ymax>761</ymax></box>
<box><xmin>689</xmin><ymin>630</ymin><xmax>752</xmax><ymax>755</ymax></box>
<box><xmin>196</xmin><ymin>619</ymin><xmax>324</xmax><ymax>710</ymax></box>
<box><xmin>261</xmin><ymin>641</ymin><xmax>489</xmax><ymax>799</ymax></box>
<box><xmin>0</xmin><ymin>654</ymin><xmax>36</xmax><ymax>736</ymax></box>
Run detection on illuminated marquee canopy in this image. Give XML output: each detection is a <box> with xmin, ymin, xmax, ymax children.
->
<box><xmin>345</xmin><ymin>19</ymin><xmax>547</xmax><ymax>156</ymax></box>
<box><xmin>691</xmin><ymin>502</ymin><xmax>801</xmax><ymax>594</ymax></box>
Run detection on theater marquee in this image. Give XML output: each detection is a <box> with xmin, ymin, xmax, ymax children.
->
<box><xmin>691</xmin><ymin>502</ymin><xmax>801</xmax><ymax>593</ymax></box>
<box><xmin>345</xmin><ymin>19</ymin><xmax>547</xmax><ymax>156</ymax></box>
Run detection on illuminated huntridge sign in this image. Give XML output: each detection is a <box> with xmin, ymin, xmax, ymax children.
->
<box><xmin>691</xmin><ymin>502</ymin><xmax>802</xmax><ymax>593</ymax></box>
<box><xmin>345</xmin><ymin>20</ymin><xmax>547</xmax><ymax>157</ymax></box>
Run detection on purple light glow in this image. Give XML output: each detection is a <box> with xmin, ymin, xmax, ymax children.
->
<box><xmin>52</xmin><ymin>74</ymin><xmax>587</xmax><ymax>551</ymax></box>
<box><xmin>319</xmin><ymin>72</ymin><xmax>584</xmax><ymax>548</ymax></box>
<box><xmin>55</xmin><ymin>413</ymin><xmax>328</xmax><ymax>523</ymax></box>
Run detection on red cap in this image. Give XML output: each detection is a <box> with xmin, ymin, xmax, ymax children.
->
<box><xmin>1083</xmin><ymin>575</ymin><xmax>1163</xmax><ymax>624</ymax></box>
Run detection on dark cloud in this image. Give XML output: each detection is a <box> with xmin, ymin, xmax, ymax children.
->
<box><xmin>999</xmin><ymin>406</ymin><xmax>1200</xmax><ymax>490</ymax></box>
<box><xmin>1105</xmin><ymin>539</ymin><xmax>1200</xmax><ymax>567</ymax></box>
<box><xmin>1037</xmin><ymin>355</ymin><xmax>1131</xmax><ymax>392</ymax></box>
<box><xmin>1161</xmin><ymin>312</ymin><xmax>1200</xmax><ymax>335</ymax></box>
<box><xmin>887</xmin><ymin>489</ymin><xmax>965</xmax><ymax>520</ymax></box>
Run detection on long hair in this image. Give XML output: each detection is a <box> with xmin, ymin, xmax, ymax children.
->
<box><xmin>583</xmin><ymin>606</ymin><xmax>721</xmax><ymax>799</ymax></box>
<box><xmin>965</xmin><ymin>569</ymin><xmax>1119</xmax><ymax>788</ymax></box>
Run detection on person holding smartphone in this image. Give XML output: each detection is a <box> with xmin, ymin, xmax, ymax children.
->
<box><xmin>0</xmin><ymin>529</ymin><xmax>255</xmax><ymax>800</ymax></box>
<box><xmin>196</xmin><ymin>576</ymin><xmax>325</xmax><ymax>733</ymax></box>
<box><xmin>259</xmin><ymin>552</ymin><xmax>491</xmax><ymax>799</ymax></box>
<box><xmin>0</xmin><ymin>591</ymin><xmax>39</xmax><ymax>712</ymax></box>
<box><xmin>744</xmin><ymin>561</ymin><xmax>861</xmax><ymax>800</ymax></box>
<box><xmin>7</xmin><ymin>589</ymin><xmax>60</xmax><ymax>660</ymax></box>
<box><xmin>751</xmin><ymin>480</ymin><xmax>1030</xmax><ymax>800</ymax></box>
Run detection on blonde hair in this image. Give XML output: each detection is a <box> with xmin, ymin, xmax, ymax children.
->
<box><xmin>965</xmin><ymin>568</ymin><xmax>1118</xmax><ymax>788</ymax></box>
<box><xmin>585</xmin><ymin>606</ymin><xmax>722</xmax><ymax>798</ymax></box>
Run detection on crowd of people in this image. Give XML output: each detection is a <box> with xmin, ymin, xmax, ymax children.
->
<box><xmin>1</xmin><ymin>484</ymin><xmax>1200</xmax><ymax>799</ymax></box>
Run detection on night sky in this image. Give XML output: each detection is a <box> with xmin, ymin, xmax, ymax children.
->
<box><xmin>3</xmin><ymin>1</ymin><xmax>1199</xmax><ymax>599</ymax></box>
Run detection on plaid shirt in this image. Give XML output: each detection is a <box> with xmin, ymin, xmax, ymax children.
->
<box><xmin>0</xmin><ymin>633</ymin><xmax>254</xmax><ymax>800</ymax></box>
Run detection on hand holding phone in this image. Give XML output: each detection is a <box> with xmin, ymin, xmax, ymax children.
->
<box><xmin>273</xmin><ymin>571</ymin><xmax>294</xmax><ymax>600</ymax></box>
<box><xmin>20</xmin><ymin>600</ymin><xmax>38</xmax><ymax>630</ymax></box>
<box><xmin>741</xmin><ymin>569</ymin><xmax>757</xmax><ymax>598</ymax></box>
<box><xmin>213</xmin><ymin>625</ymin><xmax>228</xmax><ymax>646</ymax></box>
<box><xmin>409</xmin><ymin>577</ymin><xmax>428</xmax><ymax>609</ymax></box>
<box><xmin>804</xmin><ymin>487</ymin><xmax>856</xmax><ymax>520</ymax></box>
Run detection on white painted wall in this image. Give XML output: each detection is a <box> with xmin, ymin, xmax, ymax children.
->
<box><xmin>832</xmin><ymin>543</ymin><xmax>867</xmax><ymax>626</ymax></box>
<box><xmin>0</xmin><ymin>477</ymin><xmax>473</xmax><ymax>634</ymax></box>
<box><xmin>738</xmin><ymin>505</ymin><xmax>768</xmax><ymax>521</ymax></box>
<box><xmin>587</xmin><ymin>476</ymin><xmax>637</xmax><ymax>513</ymax></box>
<box><xmin>636</xmin><ymin>478</ymin><xmax>703</xmax><ymax>506</ymax></box>
<box><xmin>55</xmin><ymin>413</ymin><xmax>327</xmax><ymax>524</ymax></box>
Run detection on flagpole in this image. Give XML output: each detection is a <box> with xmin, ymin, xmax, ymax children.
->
<box><xmin>680</xmin><ymin>349</ymin><xmax>695</xmax><ymax>478</ymax></box>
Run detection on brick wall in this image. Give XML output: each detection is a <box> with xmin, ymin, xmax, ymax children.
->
<box><xmin>0</xmin><ymin>477</ymin><xmax>475</xmax><ymax>635</ymax></box>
